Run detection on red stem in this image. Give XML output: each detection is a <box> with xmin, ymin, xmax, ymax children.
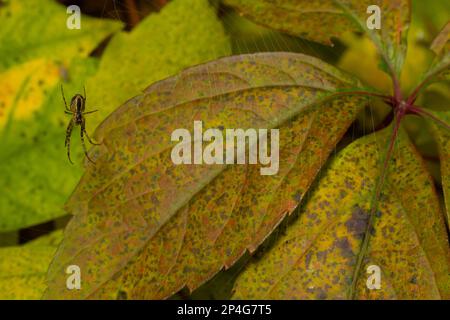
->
<box><xmin>392</xmin><ymin>75</ymin><xmax>403</xmax><ymax>104</ymax></box>
<box><xmin>376</xmin><ymin>113</ymin><xmax>403</xmax><ymax>197</ymax></box>
<box><xmin>409</xmin><ymin>105</ymin><xmax>450</xmax><ymax>130</ymax></box>
<box><xmin>406</xmin><ymin>76</ymin><xmax>433</xmax><ymax>106</ymax></box>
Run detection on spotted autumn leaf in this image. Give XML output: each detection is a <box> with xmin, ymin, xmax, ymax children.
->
<box><xmin>224</xmin><ymin>0</ymin><xmax>410</xmax><ymax>77</ymax></box>
<box><xmin>44</xmin><ymin>52</ymin><xmax>370</xmax><ymax>299</ymax></box>
<box><xmin>428</xmin><ymin>111</ymin><xmax>450</xmax><ymax>227</ymax></box>
<box><xmin>232</xmin><ymin>128</ymin><xmax>450</xmax><ymax>299</ymax></box>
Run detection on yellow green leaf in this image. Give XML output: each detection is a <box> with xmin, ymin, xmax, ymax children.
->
<box><xmin>0</xmin><ymin>0</ymin><xmax>123</xmax><ymax>72</ymax></box>
<box><xmin>0</xmin><ymin>230</ymin><xmax>63</xmax><ymax>299</ymax></box>
<box><xmin>0</xmin><ymin>247</ymin><xmax>54</xmax><ymax>300</ymax></box>
<box><xmin>223</xmin><ymin>0</ymin><xmax>356</xmax><ymax>46</ymax></box>
<box><xmin>0</xmin><ymin>0</ymin><xmax>121</xmax><ymax>232</ymax></box>
<box><xmin>44</xmin><ymin>52</ymin><xmax>368</xmax><ymax>299</ymax></box>
<box><xmin>0</xmin><ymin>0</ymin><xmax>230</xmax><ymax>232</ymax></box>
<box><xmin>337</xmin><ymin>1</ymin><xmax>449</xmax><ymax>95</ymax></box>
<box><xmin>0</xmin><ymin>58</ymin><xmax>60</xmax><ymax>128</ymax></box>
<box><xmin>0</xmin><ymin>59</ymin><xmax>98</xmax><ymax>232</ymax></box>
<box><xmin>233</xmin><ymin>128</ymin><xmax>450</xmax><ymax>299</ymax></box>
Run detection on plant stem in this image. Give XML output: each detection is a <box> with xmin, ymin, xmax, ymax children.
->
<box><xmin>393</xmin><ymin>75</ymin><xmax>403</xmax><ymax>103</ymax></box>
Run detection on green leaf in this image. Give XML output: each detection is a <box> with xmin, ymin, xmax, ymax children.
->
<box><xmin>0</xmin><ymin>59</ymin><xmax>98</xmax><ymax>232</ymax></box>
<box><xmin>83</xmin><ymin>0</ymin><xmax>232</xmax><ymax>134</ymax></box>
<box><xmin>0</xmin><ymin>0</ymin><xmax>230</xmax><ymax>232</ymax></box>
<box><xmin>44</xmin><ymin>52</ymin><xmax>367</xmax><ymax>299</ymax></box>
<box><xmin>0</xmin><ymin>0</ymin><xmax>123</xmax><ymax>71</ymax></box>
<box><xmin>0</xmin><ymin>0</ymin><xmax>120</xmax><ymax>232</ymax></box>
<box><xmin>223</xmin><ymin>0</ymin><xmax>411</xmax><ymax>77</ymax></box>
<box><xmin>233</xmin><ymin>128</ymin><xmax>450</xmax><ymax>299</ymax></box>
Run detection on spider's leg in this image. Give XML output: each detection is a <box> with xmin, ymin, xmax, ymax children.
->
<box><xmin>81</xmin><ymin>120</ymin><xmax>96</xmax><ymax>164</ymax></box>
<box><xmin>65</xmin><ymin>119</ymin><xmax>74</xmax><ymax>164</ymax></box>
<box><xmin>61</xmin><ymin>84</ymin><xmax>70</xmax><ymax>111</ymax></box>
<box><xmin>83</xmin><ymin>110</ymin><xmax>98</xmax><ymax>115</ymax></box>
<box><xmin>82</xmin><ymin>118</ymin><xmax>101</xmax><ymax>145</ymax></box>
<box><xmin>65</xmin><ymin>111</ymin><xmax>73</xmax><ymax>115</ymax></box>
<box><xmin>65</xmin><ymin>119</ymin><xmax>73</xmax><ymax>147</ymax></box>
<box><xmin>83</xmin><ymin>86</ymin><xmax>87</xmax><ymax>101</ymax></box>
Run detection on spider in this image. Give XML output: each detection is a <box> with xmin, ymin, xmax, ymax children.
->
<box><xmin>61</xmin><ymin>85</ymin><xmax>100</xmax><ymax>164</ymax></box>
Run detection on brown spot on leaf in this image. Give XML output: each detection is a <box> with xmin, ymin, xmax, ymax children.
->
<box><xmin>345</xmin><ymin>206</ymin><xmax>369</xmax><ymax>239</ymax></box>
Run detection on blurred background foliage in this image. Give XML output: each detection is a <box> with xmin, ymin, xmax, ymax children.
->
<box><xmin>0</xmin><ymin>0</ymin><xmax>448</xmax><ymax>299</ymax></box>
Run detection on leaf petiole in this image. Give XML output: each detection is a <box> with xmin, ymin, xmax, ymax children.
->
<box><xmin>409</xmin><ymin>105</ymin><xmax>450</xmax><ymax>131</ymax></box>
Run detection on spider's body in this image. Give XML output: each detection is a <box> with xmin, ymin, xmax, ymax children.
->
<box><xmin>62</xmin><ymin>85</ymin><xmax>100</xmax><ymax>164</ymax></box>
<box><xmin>70</xmin><ymin>94</ymin><xmax>85</xmax><ymax>124</ymax></box>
